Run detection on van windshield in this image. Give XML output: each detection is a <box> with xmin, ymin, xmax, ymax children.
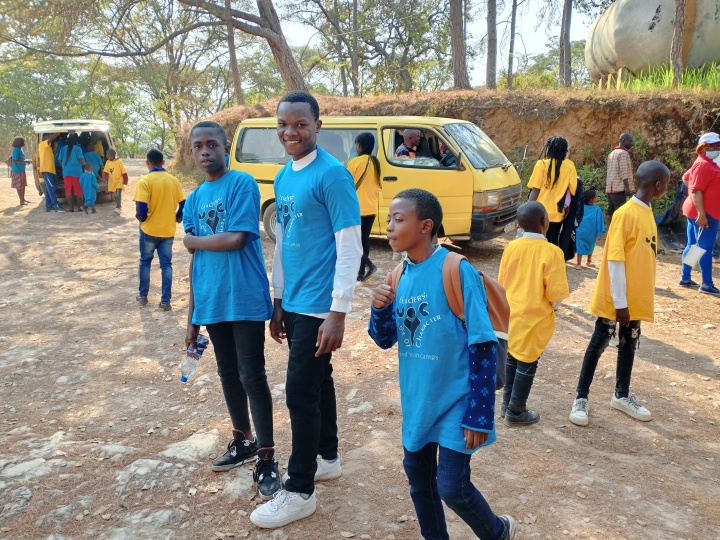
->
<box><xmin>443</xmin><ymin>123</ymin><xmax>509</xmax><ymax>170</ymax></box>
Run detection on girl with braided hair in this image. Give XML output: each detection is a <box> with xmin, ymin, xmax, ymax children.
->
<box><xmin>528</xmin><ymin>136</ymin><xmax>578</xmax><ymax>245</ymax></box>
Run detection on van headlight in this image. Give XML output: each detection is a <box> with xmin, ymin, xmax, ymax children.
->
<box><xmin>473</xmin><ymin>191</ymin><xmax>501</xmax><ymax>213</ymax></box>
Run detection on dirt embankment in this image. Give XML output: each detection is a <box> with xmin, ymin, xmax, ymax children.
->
<box><xmin>175</xmin><ymin>90</ymin><xmax>720</xmax><ymax>170</ymax></box>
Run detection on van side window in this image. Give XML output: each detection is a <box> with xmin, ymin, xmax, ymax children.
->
<box><xmin>237</xmin><ymin>128</ymin><xmax>289</xmax><ymax>164</ymax></box>
<box><xmin>382</xmin><ymin>128</ymin><xmax>443</xmax><ymax>169</ymax></box>
<box><xmin>317</xmin><ymin>129</ymin><xmax>376</xmax><ymax>164</ymax></box>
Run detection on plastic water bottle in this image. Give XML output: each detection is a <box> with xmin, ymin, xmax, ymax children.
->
<box><xmin>180</xmin><ymin>334</ymin><xmax>209</xmax><ymax>383</ymax></box>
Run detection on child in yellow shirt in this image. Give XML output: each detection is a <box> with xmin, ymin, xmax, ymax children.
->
<box><xmin>498</xmin><ymin>202</ymin><xmax>570</xmax><ymax>426</ymax></box>
<box><xmin>102</xmin><ymin>148</ymin><xmax>128</xmax><ymax>214</ymax></box>
<box><xmin>569</xmin><ymin>161</ymin><xmax>670</xmax><ymax>427</ymax></box>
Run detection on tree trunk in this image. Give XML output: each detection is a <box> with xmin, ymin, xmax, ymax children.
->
<box><xmin>671</xmin><ymin>0</ymin><xmax>686</xmax><ymax>87</ymax></box>
<box><xmin>507</xmin><ymin>0</ymin><xmax>518</xmax><ymax>90</ymax></box>
<box><xmin>486</xmin><ymin>0</ymin><xmax>497</xmax><ymax>89</ymax></box>
<box><xmin>399</xmin><ymin>68</ymin><xmax>413</xmax><ymax>92</ymax></box>
<box><xmin>450</xmin><ymin>0</ymin><xmax>471</xmax><ymax>89</ymax></box>
<box><xmin>351</xmin><ymin>0</ymin><xmax>359</xmax><ymax>96</ymax></box>
<box><xmin>225</xmin><ymin>0</ymin><xmax>244</xmax><ymax>104</ymax></box>
<box><xmin>255</xmin><ymin>0</ymin><xmax>308</xmax><ymax>91</ymax></box>
<box><xmin>558</xmin><ymin>0</ymin><xmax>572</xmax><ymax>87</ymax></box>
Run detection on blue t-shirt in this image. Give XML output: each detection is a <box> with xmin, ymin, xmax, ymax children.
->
<box><xmin>576</xmin><ymin>204</ymin><xmax>606</xmax><ymax>255</ymax></box>
<box><xmin>182</xmin><ymin>170</ymin><xmax>272</xmax><ymax>325</ymax></box>
<box><xmin>11</xmin><ymin>147</ymin><xmax>26</xmax><ymax>173</ymax></box>
<box><xmin>59</xmin><ymin>145</ymin><xmax>85</xmax><ymax>178</ymax></box>
<box><xmin>79</xmin><ymin>172</ymin><xmax>99</xmax><ymax>204</ymax></box>
<box><xmin>274</xmin><ymin>147</ymin><xmax>361</xmax><ymax>313</ymax></box>
<box><xmin>84</xmin><ymin>151</ymin><xmax>104</xmax><ymax>177</ymax></box>
<box><xmin>371</xmin><ymin>247</ymin><xmax>498</xmax><ymax>454</ymax></box>
<box><xmin>275</xmin><ymin>147</ymin><xmax>360</xmax><ymax>313</ymax></box>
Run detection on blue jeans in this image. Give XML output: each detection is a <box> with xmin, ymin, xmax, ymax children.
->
<box><xmin>138</xmin><ymin>229</ymin><xmax>174</xmax><ymax>304</ymax></box>
<box><xmin>42</xmin><ymin>172</ymin><xmax>60</xmax><ymax>208</ymax></box>
<box><xmin>403</xmin><ymin>443</ymin><xmax>507</xmax><ymax>540</ymax></box>
<box><xmin>681</xmin><ymin>214</ymin><xmax>718</xmax><ymax>287</ymax></box>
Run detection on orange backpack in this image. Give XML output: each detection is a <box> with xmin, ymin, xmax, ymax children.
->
<box><xmin>391</xmin><ymin>251</ymin><xmax>509</xmax><ymax>338</ymax></box>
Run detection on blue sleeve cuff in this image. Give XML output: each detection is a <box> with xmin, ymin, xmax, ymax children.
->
<box><xmin>368</xmin><ymin>304</ymin><xmax>397</xmax><ymax>350</ymax></box>
<box><xmin>176</xmin><ymin>200</ymin><xmax>186</xmax><ymax>222</ymax></box>
<box><xmin>136</xmin><ymin>202</ymin><xmax>148</xmax><ymax>222</ymax></box>
<box><xmin>461</xmin><ymin>341</ymin><xmax>497</xmax><ymax>431</ymax></box>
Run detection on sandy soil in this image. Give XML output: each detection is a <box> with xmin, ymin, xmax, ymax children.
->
<box><xmin>0</xmin><ymin>160</ymin><xmax>718</xmax><ymax>540</ymax></box>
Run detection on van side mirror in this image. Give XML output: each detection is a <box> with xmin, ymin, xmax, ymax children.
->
<box><xmin>456</xmin><ymin>152</ymin><xmax>466</xmax><ymax>171</ymax></box>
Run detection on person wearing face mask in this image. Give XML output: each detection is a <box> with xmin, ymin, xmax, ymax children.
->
<box><xmin>605</xmin><ymin>133</ymin><xmax>634</xmax><ymax>222</ymax></box>
<box><xmin>679</xmin><ymin>132</ymin><xmax>720</xmax><ymax>296</ymax></box>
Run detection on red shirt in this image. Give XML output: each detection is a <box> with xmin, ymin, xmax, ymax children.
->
<box><xmin>682</xmin><ymin>154</ymin><xmax>720</xmax><ymax>220</ymax></box>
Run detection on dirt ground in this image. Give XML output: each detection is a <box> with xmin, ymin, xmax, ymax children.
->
<box><xmin>0</xmin><ymin>160</ymin><xmax>718</xmax><ymax>540</ymax></box>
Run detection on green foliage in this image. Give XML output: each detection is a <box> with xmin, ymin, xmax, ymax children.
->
<box><xmin>497</xmin><ymin>39</ymin><xmax>591</xmax><ymax>90</ymax></box>
<box><xmin>620</xmin><ymin>63</ymin><xmax>720</xmax><ymax>91</ymax></box>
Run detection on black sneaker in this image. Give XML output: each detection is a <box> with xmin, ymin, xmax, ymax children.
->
<box><xmin>253</xmin><ymin>451</ymin><xmax>282</xmax><ymax>500</ymax></box>
<box><xmin>360</xmin><ymin>263</ymin><xmax>377</xmax><ymax>282</ymax></box>
<box><xmin>158</xmin><ymin>302</ymin><xmax>172</xmax><ymax>311</ymax></box>
<box><xmin>504</xmin><ymin>409</ymin><xmax>540</xmax><ymax>426</ymax></box>
<box><xmin>212</xmin><ymin>437</ymin><xmax>258</xmax><ymax>472</ymax></box>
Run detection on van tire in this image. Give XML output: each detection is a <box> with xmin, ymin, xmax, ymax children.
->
<box><xmin>263</xmin><ymin>203</ymin><xmax>276</xmax><ymax>242</ymax></box>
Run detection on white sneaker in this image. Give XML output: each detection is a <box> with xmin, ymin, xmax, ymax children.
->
<box><xmin>282</xmin><ymin>455</ymin><xmax>342</xmax><ymax>484</ymax></box>
<box><xmin>114</xmin><ymin>207</ymin><xmax>121</xmax><ymax>214</ymax></box>
<box><xmin>569</xmin><ymin>398</ymin><xmax>590</xmax><ymax>426</ymax></box>
<box><xmin>250</xmin><ymin>489</ymin><xmax>316</xmax><ymax>528</ymax></box>
<box><xmin>610</xmin><ymin>394</ymin><xmax>652</xmax><ymax>422</ymax></box>
<box><xmin>315</xmin><ymin>455</ymin><xmax>342</xmax><ymax>481</ymax></box>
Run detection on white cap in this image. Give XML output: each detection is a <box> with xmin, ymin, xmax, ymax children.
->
<box><xmin>698</xmin><ymin>132</ymin><xmax>720</xmax><ymax>145</ymax></box>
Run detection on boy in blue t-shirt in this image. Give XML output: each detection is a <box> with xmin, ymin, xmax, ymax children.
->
<box><xmin>79</xmin><ymin>163</ymin><xmax>99</xmax><ymax>214</ymax></box>
<box><xmin>182</xmin><ymin>121</ymin><xmax>280</xmax><ymax>502</ymax></box>
<box><xmin>250</xmin><ymin>92</ymin><xmax>362</xmax><ymax>530</ymax></box>
<box><xmin>368</xmin><ymin>189</ymin><xmax>517</xmax><ymax>540</ymax></box>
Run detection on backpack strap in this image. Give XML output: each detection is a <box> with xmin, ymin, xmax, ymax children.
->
<box><xmin>442</xmin><ymin>251</ymin><xmax>510</xmax><ymax>337</ymax></box>
<box><xmin>442</xmin><ymin>252</ymin><xmax>466</xmax><ymax>320</ymax></box>
<box><xmin>391</xmin><ymin>262</ymin><xmax>405</xmax><ymax>295</ymax></box>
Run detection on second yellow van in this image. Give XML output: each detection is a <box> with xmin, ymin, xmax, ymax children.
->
<box><xmin>229</xmin><ymin>116</ymin><xmax>522</xmax><ymax>243</ymax></box>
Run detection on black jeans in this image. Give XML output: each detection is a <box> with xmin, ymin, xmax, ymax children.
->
<box><xmin>546</xmin><ymin>221</ymin><xmax>562</xmax><ymax>246</ymax></box>
<box><xmin>606</xmin><ymin>192</ymin><xmax>627</xmax><ymax>221</ymax></box>
<box><xmin>576</xmin><ymin>318</ymin><xmax>641</xmax><ymax>400</ymax></box>
<box><xmin>283</xmin><ymin>311</ymin><xmax>338</xmax><ymax>495</ymax></box>
<box><xmin>205</xmin><ymin>321</ymin><xmax>274</xmax><ymax>448</ymax></box>
<box><xmin>360</xmin><ymin>215</ymin><xmax>375</xmax><ymax>270</ymax></box>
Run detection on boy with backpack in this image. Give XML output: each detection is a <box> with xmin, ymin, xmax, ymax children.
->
<box><xmin>369</xmin><ymin>188</ymin><xmax>517</xmax><ymax>540</ymax></box>
<box><xmin>498</xmin><ymin>201</ymin><xmax>570</xmax><ymax>426</ymax></box>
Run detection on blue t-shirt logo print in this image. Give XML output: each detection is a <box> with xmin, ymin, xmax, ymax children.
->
<box><xmin>397</xmin><ymin>302</ymin><xmax>429</xmax><ymax>345</ymax></box>
<box><xmin>278</xmin><ymin>201</ymin><xmax>296</xmax><ymax>236</ymax></box>
<box><xmin>199</xmin><ymin>202</ymin><xmax>225</xmax><ymax>234</ymax></box>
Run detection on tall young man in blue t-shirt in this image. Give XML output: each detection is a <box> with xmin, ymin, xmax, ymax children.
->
<box><xmin>250</xmin><ymin>92</ymin><xmax>362</xmax><ymax>529</ymax></box>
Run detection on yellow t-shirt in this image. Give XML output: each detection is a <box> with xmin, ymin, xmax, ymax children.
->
<box><xmin>93</xmin><ymin>140</ymin><xmax>105</xmax><ymax>158</ymax></box>
<box><xmin>134</xmin><ymin>171</ymin><xmax>186</xmax><ymax>238</ymax></box>
<box><xmin>105</xmin><ymin>158</ymin><xmax>128</xmax><ymax>191</ymax></box>
<box><xmin>498</xmin><ymin>236</ymin><xmax>570</xmax><ymax>362</ymax></box>
<box><xmin>347</xmin><ymin>155</ymin><xmax>381</xmax><ymax>216</ymax></box>
<box><xmin>527</xmin><ymin>158</ymin><xmax>578</xmax><ymax>222</ymax></box>
<box><xmin>38</xmin><ymin>140</ymin><xmax>56</xmax><ymax>174</ymax></box>
<box><xmin>589</xmin><ymin>198</ymin><xmax>657</xmax><ymax>323</ymax></box>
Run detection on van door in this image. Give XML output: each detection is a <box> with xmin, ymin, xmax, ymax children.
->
<box><xmin>376</xmin><ymin>127</ymin><xmax>473</xmax><ymax>237</ymax></box>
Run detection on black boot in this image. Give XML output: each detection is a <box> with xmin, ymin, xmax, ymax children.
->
<box><xmin>500</xmin><ymin>354</ymin><xmax>518</xmax><ymax>418</ymax></box>
<box><xmin>505</xmin><ymin>360</ymin><xmax>540</xmax><ymax>426</ymax></box>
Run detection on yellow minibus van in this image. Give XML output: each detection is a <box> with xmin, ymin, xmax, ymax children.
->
<box><xmin>230</xmin><ymin>116</ymin><xmax>521</xmax><ymax>243</ymax></box>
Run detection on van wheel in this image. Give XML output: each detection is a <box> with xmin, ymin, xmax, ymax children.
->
<box><xmin>263</xmin><ymin>204</ymin><xmax>276</xmax><ymax>242</ymax></box>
